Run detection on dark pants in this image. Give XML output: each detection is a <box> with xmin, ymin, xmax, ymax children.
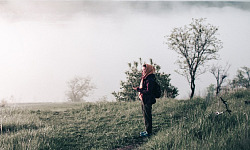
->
<box><xmin>141</xmin><ymin>103</ymin><xmax>152</xmax><ymax>134</ymax></box>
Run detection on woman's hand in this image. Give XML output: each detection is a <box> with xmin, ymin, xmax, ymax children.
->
<box><xmin>132</xmin><ymin>87</ymin><xmax>138</xmax><ymax>90</ymax></box>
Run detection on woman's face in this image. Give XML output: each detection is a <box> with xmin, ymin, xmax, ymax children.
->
<box><xmin>142</xmin><ymin>66</ymin><xmax>146</xmax><ymax>76</ymax></box>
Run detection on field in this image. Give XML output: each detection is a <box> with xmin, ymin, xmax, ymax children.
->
<box><xmin>1</xmin><ymin>89</ymin><xmax>250</xmax><ymax>150</ymax></box>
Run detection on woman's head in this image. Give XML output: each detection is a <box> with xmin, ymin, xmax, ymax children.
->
<box><xmin>142</xmin><ymin>64</ymin><xmax>155</xmax><ymax>78</ymax></box>
<box><xmin>142</xmin><ymin>64</ymin><xmax>147</xmax><ymax>76</ymax></box>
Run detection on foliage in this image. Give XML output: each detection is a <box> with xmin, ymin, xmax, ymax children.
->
<box><xmin>112</xmin><ymin>58</ymin><xmax>178</xmax><ymax>101</ymax></box>
<box><xmin>166</xmin><ymin>18</ymin><xmax>223</xmax><ymax>99</ymax></box>
<box><xmin>231</xmin><ymin>66</ymin><xmax>250</xmax><ymax>89</ymax></box>
<box><xmin>65</xmin><ymin>76</ymin><xmax>95</xmax><ymax>102</ymax></box>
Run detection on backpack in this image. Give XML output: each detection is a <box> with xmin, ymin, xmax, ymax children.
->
<box><xmin>153</xmin><ymin>80</ymin><xmax>161</xmax><ymax>98</ymax></box>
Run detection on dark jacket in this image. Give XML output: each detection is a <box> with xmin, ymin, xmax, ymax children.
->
<box><xmin>137</xmin><ymin>74</ymin><xmax>156</xmax><ymax>105</ymax></box>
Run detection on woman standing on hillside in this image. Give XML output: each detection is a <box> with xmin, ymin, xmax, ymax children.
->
<box><xmin>133</xmin><ymin>64</ymin><xmax>156</xmax><ymax>137</ymax></box>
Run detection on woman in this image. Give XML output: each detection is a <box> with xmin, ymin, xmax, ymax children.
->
<box><xmin>133</xmin><ymin>64</ymin><xmax>156</xmax><ymax>137</ymax></box>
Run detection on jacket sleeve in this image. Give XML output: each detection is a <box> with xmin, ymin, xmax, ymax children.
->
<box><xmin>136</xmin><ymin>78</ymin><xmax>154</xmax><ymax>95</ymax></box>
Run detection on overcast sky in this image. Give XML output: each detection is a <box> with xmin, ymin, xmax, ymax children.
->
<box><xmin>0</xmin><ymin>1</ymin><xmax>250</xmax><ymax>103</ymax></box>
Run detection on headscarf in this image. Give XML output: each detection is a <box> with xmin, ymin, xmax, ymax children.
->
<box><xmin>139</xmin><ymin>64</ymin><xmax>155</xmax><ymax>100</ymax></box>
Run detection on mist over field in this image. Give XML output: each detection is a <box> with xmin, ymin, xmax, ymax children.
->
<box><xmin>0</xmin><ymin>1</ymin><xmax>250</xmax><ymax>103</ymax></box>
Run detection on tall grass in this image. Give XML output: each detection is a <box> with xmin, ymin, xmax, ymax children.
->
<box><xmin>0</xmin><ymin>89</ymin><xmax>249</xmax><ymax>149</ymax></box>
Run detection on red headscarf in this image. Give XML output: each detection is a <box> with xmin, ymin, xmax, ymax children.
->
<box><xmin>142</xmin><ymin>64</ymin><xmax>155</xmax><ymax>79</ymax></box>
<box><xmin>139</xmin><ymin>64</ymin><xmax>155</xmax><ymax>100</ymax></box>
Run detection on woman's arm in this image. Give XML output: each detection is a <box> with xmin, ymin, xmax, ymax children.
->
<box><xmin>136</xmin><ymin>79</ymin><xmax>154</xmax><ymax>95</ymax></box>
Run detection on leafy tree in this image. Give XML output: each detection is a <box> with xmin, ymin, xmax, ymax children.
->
<box><xmin>66</xmin><ymin>76</ymin><xmax>95</xmax><ymax>102</ymax></box>
<box><xmin>210</xmin><ymin>63</ymin><xmax>230</xmax><ymax>96</ymax></box>
<box><xmin>166</xmin><ymin>18</ymin><xmax>223</xmax><ymax>99</ymax></box>
<box><xmin>112</xmin><ymin>58</ymin><xmax>178</xmax><ymax>102</ymax></box>
<box><xmin>231</xmin><ymin>66</ymin><xmax>250</xmax><ymax>89</ymax></box>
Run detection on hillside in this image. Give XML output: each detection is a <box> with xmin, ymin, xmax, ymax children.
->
<box><xmin>0</xmin><ymin>89</ymin><xmax>250</xmax><ymax>149</ymax></box>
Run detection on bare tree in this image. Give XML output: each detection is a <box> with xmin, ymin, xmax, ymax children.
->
<box><xmin>210</xmin><ymin>63</ymin><xmax>230</xmax><ymax>96</ymax></box>
<box><xmin>166</xmin><ymin>18</ymin><xmax>223</xmax><ymax>99</ymax></box>
<box><xmin>66</xmin><ymin>76</ymin><xmax>95</xmax><ymax>102</ymax></box>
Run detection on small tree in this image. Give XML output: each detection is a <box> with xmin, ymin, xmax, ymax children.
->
<box><xmin>166</xmin><ymin>18</ymin><xmax>223</xmax><ymax>99</ymax></box>
<box><xmin>0</xmin><ymin>99</ymin><xmax>7</xmax><ymax>107</ymax></box>
<box><xmin>112</xmin><ymin>58</ymin><xmax>178</xmax><ymax>102</ymax></box>
<box><xmin>231</xmin><ymin>66</ymin><xmax>250</xmax><ymax>89</ymax></box>
<box><xmin>210</xmin><ymin>63</ymin><xmax>230</xmax><ymax>96</ymax></box>
<box><xmin>66</xmin><ymin>76</ymin><xmax>95</xmax><ymax>102</ymax></box>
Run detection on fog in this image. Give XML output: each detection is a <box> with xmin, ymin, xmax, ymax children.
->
<box><xmin>0</xmin><ymin>1</ymin><xmax>250</xmax><ymax>103</ymax></box>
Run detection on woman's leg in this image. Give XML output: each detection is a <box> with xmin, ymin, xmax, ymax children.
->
<box><xmin>141</xmin><ymin>103</ymin><xmax>152</xmax><ymax>134</ymax></box>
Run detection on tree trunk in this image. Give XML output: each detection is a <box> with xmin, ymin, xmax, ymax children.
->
<box><xmin>216</xmin><ymin>79</ymin><xmax>220</xmax><ymax>96</ymax></box>
<box><xmin>190</xmin><ymin>78</ymin><xmax>195</xmax><ymax>99</ymax></box>
<box><xmin>216</xmin><ymin>86</ymin><xmax>220</xmax><ymax>96</ymax></box>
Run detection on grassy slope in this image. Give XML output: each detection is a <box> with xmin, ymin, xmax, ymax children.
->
<box><xmin>0</xmin><ymin>89</ymin><xmax>250</xmax><ymax>150</ymax></box>
<box><xmin>140</xmin><ymin>89</ymin><xmax>250</xmax><ymax>150</ymax></box>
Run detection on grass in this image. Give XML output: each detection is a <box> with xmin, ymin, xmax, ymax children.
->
<box><xmin>0</xmin><ymin>89</ymin><xmax>250</xmax><ymax>149</ymax></box>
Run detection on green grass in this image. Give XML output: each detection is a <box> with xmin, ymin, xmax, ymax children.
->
<box><xmin>1</xmin><ymin>89</ymin><xmax>250</xmax><ymax>150</ymax></box>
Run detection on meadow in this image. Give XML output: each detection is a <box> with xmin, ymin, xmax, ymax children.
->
<box><xmin>0</xmin><ymin>89</ymin><xmax>249</xmax><ymax>150</ymax></box>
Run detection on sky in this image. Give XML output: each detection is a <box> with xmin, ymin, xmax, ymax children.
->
<box><xmin>0</xmin><ymin>1</ymin><xmax>250</xmax><ymax>103</ymax></box>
